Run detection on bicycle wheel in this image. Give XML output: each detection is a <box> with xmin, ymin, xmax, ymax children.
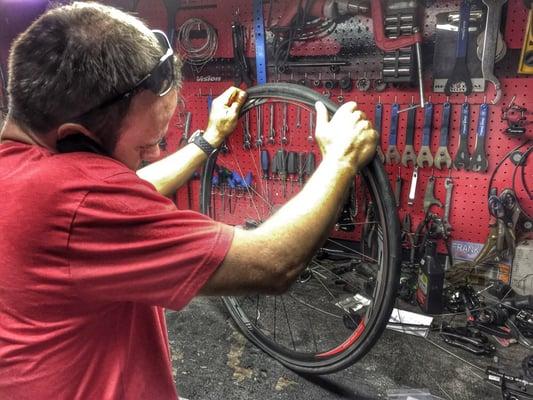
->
<box><xmin>199</xmin><ymin>83</ymin><xmax>400</xmax><ymax>374</ymax></box>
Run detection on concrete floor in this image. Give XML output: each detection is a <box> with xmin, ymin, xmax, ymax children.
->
<box><xmin>166</xmin><ymin>297</ymin><xmax>530</xmax><ymax>400</ymax></box>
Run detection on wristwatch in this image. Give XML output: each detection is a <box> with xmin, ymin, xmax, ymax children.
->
<box><xmin>188</xmin><ymin>129</ymin><xmax>217</xmax><ymax>157</ymax></box>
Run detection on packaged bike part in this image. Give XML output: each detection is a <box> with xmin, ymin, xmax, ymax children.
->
<box><xmin>416</xmin><ymin>240</ymin><xmax>444</xmax><ymax>314</ymax></box>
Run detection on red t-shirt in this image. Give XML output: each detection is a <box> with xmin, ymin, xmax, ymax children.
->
<box><xmin>0</xmin><ymin>141</ymin><xmax>234</xmax><ymax>399</ymax></box>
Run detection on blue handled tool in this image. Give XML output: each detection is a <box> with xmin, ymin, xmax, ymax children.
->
<box><xmin>416</xmin><ymin>102</ymin><xmax>434</xmax><ymax>168</ymax></box>
<box><xmin>470</xmin><ymin>102</ymin><xmax>489</xmax><ymax>172</ymax></box>
<box><xmin>454</xmin><ymin>101</ymin><xmax>471</xmax><ymax>170</ymax></box>
<box><xmin>434</xmin><ymin>101</ymin><xmax>452</xmax><ymax>169</ymax></box>
<box><xmin>444</xmin><ymin>0</ymin><xmax>473</xmax><ymax>95</ymax></box>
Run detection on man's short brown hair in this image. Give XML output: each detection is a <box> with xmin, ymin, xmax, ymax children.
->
<box><xmin>7</xmin><ymin>2</ymin><xmax>181</xmax><ymax>152</ymax></box>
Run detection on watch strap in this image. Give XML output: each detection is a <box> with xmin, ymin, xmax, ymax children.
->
<box><xmin>190</xmin><ymin>130</ymin><xmax>216</xmax><ymax>156</ymax></box>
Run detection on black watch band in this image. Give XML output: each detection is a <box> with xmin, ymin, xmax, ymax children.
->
<box><xmin>189</xmin><ymin>130</ymin><xmax>216</xmax><ymax>156</ymax></box>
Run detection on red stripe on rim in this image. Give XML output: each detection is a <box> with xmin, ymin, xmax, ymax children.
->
<box><xmin>316</xmin><ymin>321</ymin><xmax>366</xmax><ymax>358</ymax></box>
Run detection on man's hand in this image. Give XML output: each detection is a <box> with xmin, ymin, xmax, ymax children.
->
<box><xmin>314</xmin><ymin>101</ymin><xmax>378</xmax><ymax>173</ymax></box>
<box><xmin>204</xmin><ymin>87</ymin><xmax>247</xmax><ymax>147</ymax></box>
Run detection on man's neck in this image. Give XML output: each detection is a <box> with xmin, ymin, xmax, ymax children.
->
<box><xmin>0</xmin><ymin>119</ymin><xmax>56</xmax><ymax>152</ymax></box>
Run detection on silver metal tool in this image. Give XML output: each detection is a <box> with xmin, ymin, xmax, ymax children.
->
<box><xmin>180</xmin><ymin>111</ymin><xmax>192</xmax><ymax>146</ymax></box>
<box><xmin>480</xmin><ymin>0</ymin><xmax>507</xmax><ymax>104</ymax></box>
<box><xmin>296</xmin><ymin>106</ymin><xmax>302</xmax><ymax>128</ymax></box>
<box><xmin>423</xmin><ymin>174</ymin><xmax>443</xmax><ymax>214</ymax></box>
<box><xmin>308</xmin><ymin>109</ymin><xmax>314</xmax><ymax>143</ymax></box>
<box><xmin>408</xmin><ymin>166</ymin><xmax>419</xmax><ymax>206</ymax></box>
<box><xmin>281</xmin><ymin>102</ymin><xmax>289</xmax><ymax>145</ymax></box>
<box><xmin>414</xmin><ymin>27</ymin><xmax>426</xmax><ymax>109</ymax></box>
<box><xmin>443</xmin><ymin>176</ymin><xmax>454</xmax><ymax>236</ymax></box>
<box><xmin>256</xmin><ymin>105</ymin><xmax>263</xmax><ymax>148</ymax></box>
<box><xmin>243</xmin><ymin>112</ymin><xmax>252</xmax><ymax>149</ymax></box>
<box><xmin>268</xmin><ymin>103</ymin><xmax>276</xmax><ymax>144</ymax></box>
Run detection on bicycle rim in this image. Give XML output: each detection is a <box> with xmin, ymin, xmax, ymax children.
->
<box><xmin>199</xmin><ymin>83</ymin><xmax>400</xmax><ymax>374</ymax></box>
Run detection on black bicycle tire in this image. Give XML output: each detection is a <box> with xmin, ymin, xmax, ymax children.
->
<box><xmin>199</xmin><ymin>83</ymin><xmax>401</xmax><ymax>374</ymax></box>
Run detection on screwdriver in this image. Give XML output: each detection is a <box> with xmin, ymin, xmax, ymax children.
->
<box><xmin>287</xmin><ymin>151</ymin><xmax>297</xmax><ymax>193</ymax></box>
<box><xmin>274</xmin><ymin>149</ymin><xmax>287</xmax><ymax>197</ymax></box>
<box><xmin>261</xmin><ymin>149</ymin><xmax>270</xmax><ymax>201</ymax></box>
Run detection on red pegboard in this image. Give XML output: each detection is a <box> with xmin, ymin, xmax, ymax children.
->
<box><xmin>121</xmin><ymin>0</ymin><xmax>532</xmax><ymax>253</ymax></box>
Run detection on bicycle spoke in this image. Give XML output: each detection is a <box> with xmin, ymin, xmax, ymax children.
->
<box><xmin>280</xmin><ymin>295</ymin><xmax>296</xmax><ymax>351</ymax></box>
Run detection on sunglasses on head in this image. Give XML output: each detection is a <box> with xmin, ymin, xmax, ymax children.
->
<box><xmin>76</xmin><ymin>29</ymin><xmax>175</xmax><ymax>116</ymax></box>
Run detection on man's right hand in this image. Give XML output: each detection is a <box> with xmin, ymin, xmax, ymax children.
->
<box><xmin>314</xmin><ymin>101</ymin><xmax>378</xmax><ymax>173</ymax></box>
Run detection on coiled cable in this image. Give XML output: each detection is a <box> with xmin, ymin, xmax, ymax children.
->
<box><xmin>176</xmin><ymin>18</ymin><xmax>218</xmax><ymax>66</ymax></box>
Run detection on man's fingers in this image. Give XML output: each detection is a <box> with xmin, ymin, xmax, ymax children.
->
<box><xmin>337</xmin><ymin>101</ymin><xmax>358</xmax><ymax>114</ymax></box>
<box><xmin>354</xmin><ymin>119</ymin><xmax>372</xmax><ymax>133</ymax></box>
<box><xmin>351</xmin><ymin>110</ymin><xmax>367</xmax><ymax>124</ymax></box>
<box><xmin>314</xmin><ymin>101</ymin><xmax>329</xmax><ymax>131</ymax></box>
<box><xmin>217</xmin><ymin>86</ymin><xmax>238</xmax><ymax>104</ymax></box>
<box><xmin>223</xmin><ymin>87</ymin><xmax>247</xmax><ymax>107</ymax></box>
<box><xmin>229</xmin><ymin>99</ymin><xmax>243</xmax><ymax>115</ymax></box>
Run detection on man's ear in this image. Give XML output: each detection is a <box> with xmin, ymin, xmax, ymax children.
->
<box><xmin>56</xmin><ymin>123</ymin><xmax>102</xmax><ymax>145</ymax></box>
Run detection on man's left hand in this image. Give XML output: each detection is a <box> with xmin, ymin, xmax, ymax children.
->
<box><xmin>204</xmin><ymin>87</ymin><xmax>247</xmax><ymax>147</ymax></box>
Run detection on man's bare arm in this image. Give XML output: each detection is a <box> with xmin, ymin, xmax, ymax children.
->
<box><xmin>137</xmin><ymin>87</ymin><xmax>247</xmax><ymax>197</ymax></box>
<box><xmin>200</xmin><ymin>102</ymin><xmax>378</xmax><ymax>296</ymax></box>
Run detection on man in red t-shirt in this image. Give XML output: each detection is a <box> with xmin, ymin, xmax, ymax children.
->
<box><xmin>0</xmin><ymin>2</ymin><xmax>377</xmax><ymax>399</ymax></box>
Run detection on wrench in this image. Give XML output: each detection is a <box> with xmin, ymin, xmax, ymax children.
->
<box><xmin>480</xmin><ymin>0</ymin><xmax>507</xmax><ymax>104</ymax></box>
<box><xmin>423</xmin><ymin>175</ymin><xmax>443</xmax><ymax>214</ymax></box>
<box><xmin>454</xmin><ymin>101</ymin><xmax>471</xmax><ymax>170</ymax></box>
<box><xmin>243</xmin><ymin>112</ymin><xmax>252</xmax><ymax>150</ymax></box>
<box><xmin>255</xmin><ymin>105</ymin><xmax>264</xmax><ymax>148</ymax></box>
<box><xmin>401</xmin><ymin>103</ymin><xmax>417</xmax><ymax>167</ymax></box>
<box><xmin>444</xmin><ymin>0</ymin><xmax>473</xmax><ymax>95</ymax></box>
<box><xmin>470</xmin><ymin>102</ymin><xmax>490</xmax><ymax>172</ymax></box>
<box><xmin>443</xmin><ymin>176</ymin><xmax>454</xmax><ymax>236</ymax></box>
<box><xmin>308</xmin><ymin>109</ymin><xmax>314</xmax><ymax>143</ymax></box>
<box><xmin>394</xmin><ymin>167</ymin><xmax>402</xmax><ymax>207</ymax></box>
<box><xmin>434</xmin><ymin>102</ymin><xmax>453</xmax><ymax>169</ymax></box>
<box><xmin>180</xmin><ymin>111</ymin><xmax>192</xmax><ymax>147</ymax></box>
<box><xmin>296</xmin><ymin>106</ymin><xmax>302</xmax><ymax>128</ymax></box>
<box><xmin>417</xmin><ymin>102</ymin><xmax>434</xmax><ymax>168</ymax></box>
<box><xmin>408</xmin><ymin>166</ymin><xmax>419</xmax><ymax>206</ymax></box>
<box><xmin>281</xmin><ymin>102</ymin><xmax>289</xmax><ymax>145</ymax></box>
<box><xmin>374</xmin><ymin>101</ymin><xmax>386</xmax><ymax>162</ymax></box>
<box><xmin>268</xmin><ymin>103</ymin><xmax>276</xmax><ymax>144</ymax></box>
<box><xmin>385</xmin><ymin>103</ymin><xmax>401</xmax><ymax>165</ymax></box>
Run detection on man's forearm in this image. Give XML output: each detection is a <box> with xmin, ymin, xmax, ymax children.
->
<box><xmin>253</xmin><ymin>158</ymin><xmax>356</xmax><ymax>273</ymax></box>
<box><xmin>136</xmin><ymin>143</ymin><xmax>208</xmax><ymax>197</ymax></box>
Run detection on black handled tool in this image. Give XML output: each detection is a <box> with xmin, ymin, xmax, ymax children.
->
<box><xmin>305</xmin><ymin>152</ymin><xmax>316</xmax><ymax>177</ymax></box>
<box><xmin>374</xmin><ymin>101</ymin><xmax>385</xmax><ymax>162</ymax></box>
<box><xmin>274</xmin><ymin>149</ymin><xmax>287</xmax><ymax>197</ymax></box>
<box><xmin>287</xmin><ymin>151</ymin><xmax>297</xmax><ymax>193</ymax></box>
<box><xmin>444</xmin><ymin>0</ymin><xmax>473</xmax><ymax>95</ymax></box>
<box><xmin>401</xmin><ymin>103</ymin><xmax>417</xmax><ymax>167</ymax></box>
<box><xmin>231</xmin><ymin>21</ymin><xmax>252</xmax><ymax>87</ymax></box>
<box><xmin>297</xmin><ymin>152</ymin><xmax>306</xmax><ymax>187</ymax></box>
